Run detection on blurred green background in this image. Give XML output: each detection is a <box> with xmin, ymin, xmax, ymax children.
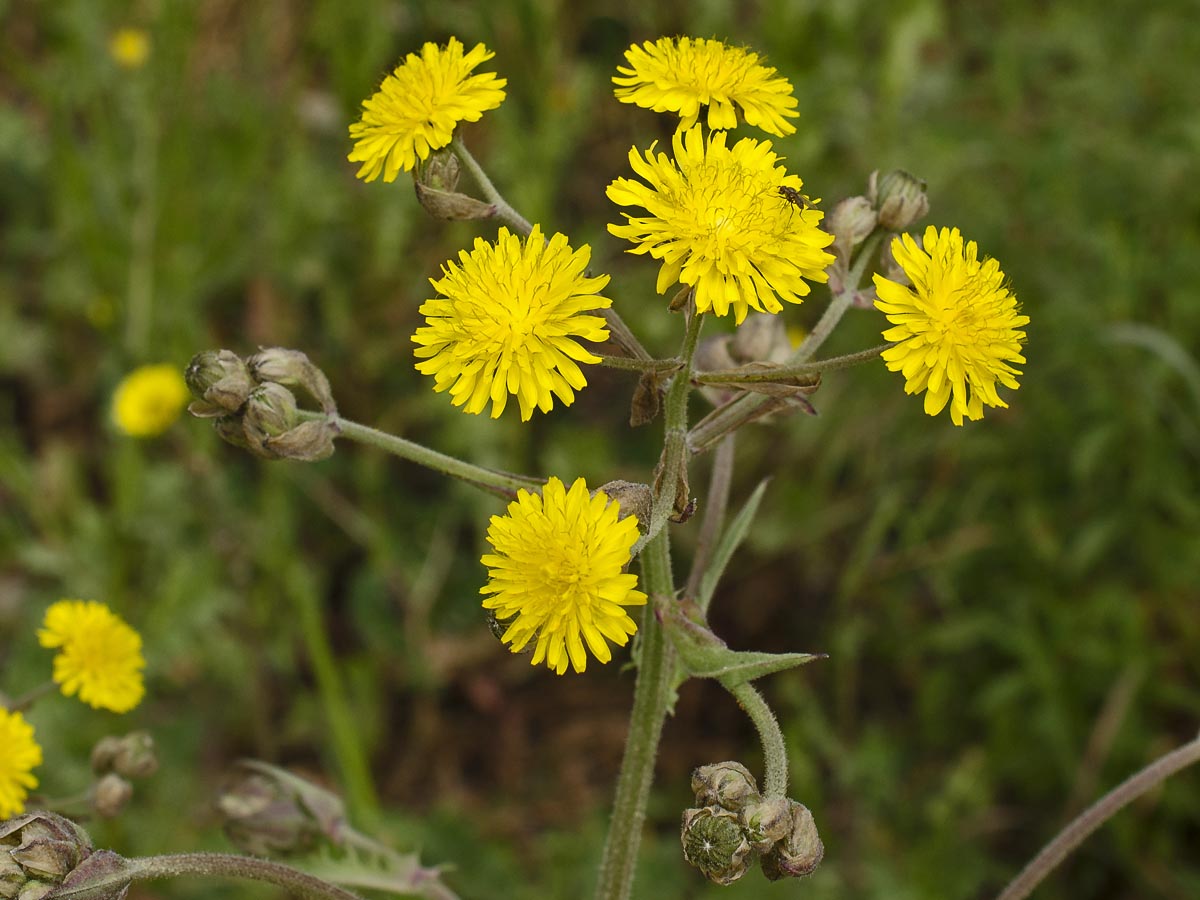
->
<box><xmin>2</xmin><ymin>0</ymin><xmax>1199</xmax><ymax>897</ymax></box>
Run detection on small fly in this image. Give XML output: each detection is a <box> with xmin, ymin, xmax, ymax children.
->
<box><xmin>777</xmin><ymin>186</ymin><xmax>813</xmax><ymax>210</ymax></box>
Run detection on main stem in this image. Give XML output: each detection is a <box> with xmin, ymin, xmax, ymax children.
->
<box><xmin>595</xmin><ymin>310</ymin><xmax>703</xmax><ymax>900</ymax></box>
<box><xmin>594</xmin><ymin>530</ymin><xmax>677</xmax><ymax>900</ymax></box>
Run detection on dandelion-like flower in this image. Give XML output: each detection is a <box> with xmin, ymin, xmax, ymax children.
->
<box><xmin>481</xmin><ymin>477</ymin><xmax>647</xmax><ymax>675</ymax></box>
<box><xmin>413</xmin><ymin>225</ymin><xmax>611</xmax><ymax>420</ymax></box>
<box><xmin>39</xmin><ymin>600</ymin><xmax>146</xmax><ymax>714</ymax></box>
<box><xmin>613</xmin><ymin>37</ymin><xmax>799</xmax><ymax>136</ymax></box>
<box><xmin>608</xmin><ymin>125</ymin><xmax>835</xmax><ymax>324</ymax></box>
<box><xmin>110</xmin><ymin>27</ymin><xmax>150</xmax><ymax>70</ymax></box>
<box><xmin>112</xmin><ymin>364</ymin><xmax>189</xmax><ymax>437</ymax></box>
<box><xmin>0</xmin><ymin>709</ymin><xmax>42</xmax><ymax>818</ymax></box>
<box><xmin>348</xmin><ymin>37</ymin><xmax>507</xmax><ymax>183</ymax></box>
<box><xmin>874</xmin><ymin>226</ymin><xmax>1028</xmax><ymax>425</ymax></box>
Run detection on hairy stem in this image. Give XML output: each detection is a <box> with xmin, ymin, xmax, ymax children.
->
<box><xmin>450</xmin><ymin>135</ymin><xmax>533</xmax><ymax>236</ymax></box>
<box><xmin>594</xmin><ymin>530</ymin><xmax>678</xmax><ymax>900</ymax></box>
<box><xmin>695</xmin><ymin>343</ymin><xmax>893</xmax><ymax>384</ymax></box>
<box><xmin>597</xmin><ymin>354</ymin><xmax>682</xmax><ymax>374</ymax></box>
<box><xmin>632</xmin><ymin>309</ymin><xmax>704</xmax><ymax>556</ymax></box>
<box><xmin>791</xmin><ymin>232</ymin><xmax>883</xmax><ymax>364</ymax></box>
<box><xmin>302</xmin><ymin>412</ymin><xmax>541</xmax><ymax>497</ymax></box>
<box><xmin>719</xmin><ymin>679</ymin><xmax>788</xmax><ymax>798</ymax></box>
<box><xmin>995</xmin><ymin>733</ymin><xmax>1200</xmax><ymax>900</ymax></box>
<box><xmin>47</xmin><ymin>853</ymin><xmax>366</xmax><ymax>900</ymax></box>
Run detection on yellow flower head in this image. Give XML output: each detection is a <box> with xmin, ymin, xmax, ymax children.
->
<box><xmin>39</xmin><ymin>600</ymin><xmax>146</xmax><ymax>714</ymax></box>
<box><xmin>348</xmin><ymin>37</ymin><xmax>507</xmax><ymax>183</ymax></box>
<box><xmin>613</xmin><ymin>37</ymin><xmax>799</xmax><ymax>136</ymax></box>
<box><xmin>607</xmin><ymin>125</ymin><xmax>835</xmax><ymax>324</ymax></box>
<box><xmin>110</xmin><ymin>27</ymin><xmax>150</xmax><ymax>70</ymax></box>
<box><xmin>481</xmin><ymin>477</ymin><xmax>647</xmax><ymax>675</ymax></box>
<box><xmin>874</xmin><ymin>226</ymin><xmax>1029</xmax><ymax>425</ymax></box>
<box><xmin>112</xmin><ymin>363</ymin><xmax>189</xmax><ymax>437</ymax></box>
<box><xmin>413</xmin><ymin>225</ymin><xmax>611</xmax><ymax>421</ymax></box>
<box><xmin>0</xmin><ymin>709</ymin><xmax>42</xmax><ymax>819</ymax></box>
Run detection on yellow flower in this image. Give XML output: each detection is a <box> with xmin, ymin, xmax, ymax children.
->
<box><xmin>112</xmin><ymin>364</ymin><xmax>189</xmax><ymax>437</ymax></box>
<box><xmin>413</xmin><ymin>225</ymin><xmax>611</xmax><ymax>420</ymax></box>
<box><xmin>39</xmin><ymin>600</ymin><xmax>146</xmax><ymax>714</ymax></box>
<box><xmin>0</xmin><ymin>709</ymin><xmax>42</xmax><ymax>818</ymax></box>
<box><xmin>607</xmin><ymin>125</ymin><xmax>835</xmax><ymax>324</ymax></box>
<box><xmin>348</xmin><ymin>37</ymin><xmax>507</xmax><ymax>183</ymax></box>
<box><xmin>481</xmin><ymin>477</ymin><xmax>647</xmax><ymax>675</ymax></box>
<box><xmin>874</xmin><ymin>226</ymin><xmax>1029</xmax><ymax>425</ymax></box>
<box><xmin>613</xmin><ymin>37</ymin><xmax>799</xmax><ymax>136</ymax></box>
<box><xmin>110</xmin><ymin>27</ymin><xmax>150</xmax><ymax>70</ymax></box>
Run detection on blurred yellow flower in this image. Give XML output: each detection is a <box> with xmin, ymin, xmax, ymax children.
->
<box><xmin>608</xmin><ymin>125</ymin><xmax>835</xmax><ymax>324</ymax></box>
<box><xmin>348</xmin><ymin>37</ymin><xmax>507</xmax><ymax>183</ymax></box>
<box><xmin>413</xmin><ymin>225</ymin><xmax>610</xmax><ymax>420</ymax></box>
<box><xmin>0</xmin><ymin>709</ymin><xmax>42</xmax><ymax>818</ymax></box>
<box><xmin>481</xmin><ymin>477</ymin><xmax>646</xmax><ymax>675</ymax></box>
<box><xmin>613</xmin><ymin>37</ymin><xmax>799</xmax><ymax>136</ymax></box>
<box><xmin>39</xmin><ymin>600</ymin><xmax>146</xmax><ymax>714</ymax></box>
<box><xmin>874</xmin><ymin>226</ymin><xmax>1028</xmax><ymax>425</ymax></box>
<box><xmin>112</xmin><ymin>363</ymin><xmax>189</xmax><ymax>437</ymax></box>
<box><xmin>110</xmin><ymin>27</ymin><xmax>150</xmax><ymax>70</ymax></box>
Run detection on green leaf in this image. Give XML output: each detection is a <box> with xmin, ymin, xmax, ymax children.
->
<box><xmin>680</xmin><ymin>644</ymin><xmax>825</xmax><ymax>687</ymax></box>
<box><xmin>698</xmin><ymin>478</ymin><xmax>770</xmax><ymax>612</ymax></box>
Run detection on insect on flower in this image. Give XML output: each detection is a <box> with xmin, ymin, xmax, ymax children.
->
<box><xmin>777</xmin><ymin>185</ymin><xmax>812</xmax><ymax>210</ymax></box>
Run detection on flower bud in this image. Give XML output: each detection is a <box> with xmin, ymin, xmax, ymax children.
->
<box><xmin>759</xmin><ymin>800</ymin><xmax>823</xmax><ymax>881</ymax></box>
<box><xmin>242</xmin><ymin>383</ymin><xmax>298</xmax><ymax>444</ymax></box>
<box><xmin>826</xmin><ymin>195</ymin><xmax>878</xmax><ymax>259</ymax></box>
<box><xmin>680</xmin><ymin>806</ymin><xmax>753</xmax><ymax>886</ymax></box>
<box><xmin>246</xmin><ymin>348</ymin><xmax>337</xmax><ymax>415</ymax></box>
<box><xmin>216</xmin><ymin>761</ymin><xmax>346</xmax><ymax>857</ymax></box>
<box><xmin>595</xmin><ymin>481</ymin><xmax>652</xmax><ymax>528</ymax></box>
<box><xmin>0</xmin><ymin>812</ymin><xmax>114</xmax><ymax>900</ymax></box>
<box><xmin>417</xmin><ymin>149</ymin><xmax>461</xmax><ymax>193</ymax></box>
<box><xmin>92</xmin><ymin>775</ymin><xmax>133</xmax><ymax>819</ymax></box>
<box><xmin>740</xmin><ymin>795</ymin><xmax>791</xmax><ymax>853</ymax></box>
<box><xmin>868</xmin><ymin>169</ymin><xmax>929</xmax><ymax>231</ymax></box>
<box><xmin>213</xmin><ymin>414</ymin><xmax>255</xmax><ymax>452</ymax></box>
<box><xmin>413</xmin><ymin>183</ymin><xmax>497</xmax><ymax>221</ymax></box>
<box><xmin>730</xmin><ymin>313</ymin><xmax>790</xmax><ymax>364</ymax></box>
<box><xmin>185</xmin><ymin>350</ymin><xmax>254</xmax><ymax>414</ymax></box>
<box><xmin>91</xmin><ymin>732</ymin><xmax>157</xmax><ymax>779</ymax></box>
<box><xmin>691</xmin><ymin>762</ymin><xmax>760</xmax><ymax>813</ymax></box>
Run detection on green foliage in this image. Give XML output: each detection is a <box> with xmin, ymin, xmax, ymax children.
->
<box><xmin>2</xmin><ymin>0</ymin><xmax>1199</xmax><ymax>898</ymax></box>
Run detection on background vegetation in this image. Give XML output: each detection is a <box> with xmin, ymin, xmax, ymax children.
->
<box><xmin>2</xmin><ymin>0</ymin><xmax>1199</xmax><ymax>897</ymax></box>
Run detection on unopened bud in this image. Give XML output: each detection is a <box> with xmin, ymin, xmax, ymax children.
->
<box><xmin>92</xmin><ymin>775</ymin><xmax>133</xmax><ymax>819</ymax></box>
<box><xmin>216</xmin><ymin>761</ymin><xmax>346</xmax><ymax>857</ymax></box>
<box><xmin>0</xmin><ymin>813</ymin><xmax>110</xmax><ymax>900</ymax></box>
<box><xmin>730</xmin><ymin>313</ymin><xmax>790</xmax><ymax>364</ymax></box>
<box><xmin>242</xmin><ymin>383</ymin><xmax>298</xmax><ymax>443</ymax></box>
<box><xmin>868</xmin><ymin>169</ymin><xmax>929</xmax><ymax>231</ymax></box>
<box><xmin>680</xmin><ymin>806</ymin><xmax>753</xmax><ymax>886</ymax></box>
<box><xmin>417</xmin><ymin>149</ymin><xmax>461</xmax><ymax>193</ymax></box>
<box><xmin>826</xmin><ymin>195</ymin><xmax>878</xmax><ymax>258</ymax></box>
<box><xmin>185</xmin><ymin>350</ymin><xmax>254</xmax><ymax>414</ymax></box>
<box><xmin>213</xmin><ymin>414</ymin><xmax>254</xmax><ymax>452</ymax></box>
<box><xmin>413</xmin><ymin>183</ymin><xmax>497</xmax><ymax>221</ymax></box>
<box><xmin>760</xmin><ymin>800</ymin><xmax>823</xmax><ymax>881</ymax></box>
<box><xmin>596</xmin><ymin>481</ymin><xmax>652</xmax><ymax>528</ymax></box>
<box><xmin>246</xmin><ymin>348</ymin><xmax>337</xmax><ymax>415</ymax></box>
<box><xmin>740</xmin><ymin>796</ymin><xmax>791</xmax><ymax>852</ymax></box>
<box><xmin>91</xmin><ymin>732</ymin><xmax>157</xmax><ymax>779</ymax></box>
<box><xmin>691</xmin><ymin>762</ymin><xmax>760</xmax><ymax>813</ymax></box>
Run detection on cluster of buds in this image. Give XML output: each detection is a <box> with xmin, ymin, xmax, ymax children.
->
<box><xmin>824</xmin><ymin>168</ymin><xmax>928</xmax><ymax>305</ymax></box>
<box><xmin>215</xmin><ymin>761</ymin><xmax>346</xmax><ymax>857</ymax></box>
<box><xmin>185</xmin><ymin>348</ymin><xmax>338</xmax><ymax>461</ymax></box>
<box><xmin>88</xmin><ymin>732</ymin><xmax>159</xmax><ymax>819</ymax></box>
<box><xmin>1</xmin><ymin>812</ymin><xmax>131</xmax><ymax>900</ymax></box>
<box><xmin>681</xmin><ymin>762</ymin><xmax>823</xmax><ymax>885</ymax></box>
